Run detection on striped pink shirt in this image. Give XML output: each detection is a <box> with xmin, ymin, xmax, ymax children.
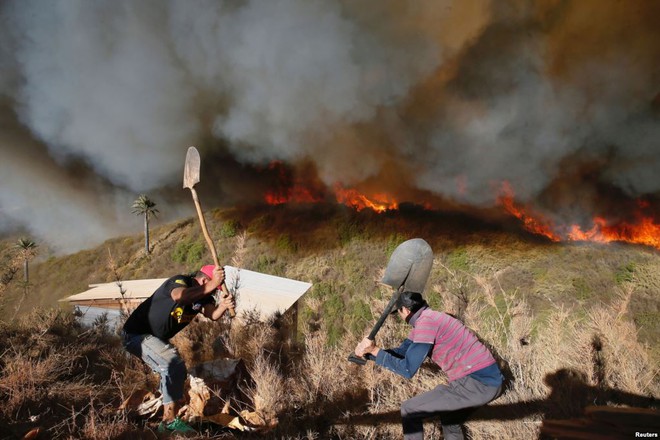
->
<box><xmin>409</xmin><ymin>309</ymin><xmax>496</xmax><ymax>381</ymax></box>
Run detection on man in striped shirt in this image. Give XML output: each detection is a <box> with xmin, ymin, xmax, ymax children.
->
<box><xmin>355</xmin><ymin>291</ymin><xmax>503</xmax><ymax>440</ymax></box>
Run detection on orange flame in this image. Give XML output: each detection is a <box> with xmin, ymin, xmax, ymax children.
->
<box><xmin>263</xmin><ymin>181</ymin><xmax>398</xmax><ymax>212</ymax></box>
<box><xmin>568</xmin><ymin>216</ymin><xmax>660</xmax><ymax>249</ymax></box>
<box><xmin>261</xmin><ymin>162</ymin><xmax>398</xmax><ymax>212</ymax></box>
<box><xmin>497</xmin><ymin>182</ymin><xmax>561</xmax><ymax>241</ymax></box>
<box><xmin>264</xmin><ymin>185</ymin><xmax>324</xmax><ymax>205</ymax></box>
<box><xmin>263</xmin><ymin>169</ymin><xmax>659</xmax><ymax>249</ymax></box>
<box><xmin>334</xmin><ymin>185</ymin><xmax>398</xmax><ymax>213</ymax></box>
<box><xmin>263</xmin><ymin>161</ymin><xmax>325</xmax><ymax>205</ymax></box>
<box><xmin>498</xmin><ymin>182</ymin><xmax>660</xmax><ymax>249</ymax></box>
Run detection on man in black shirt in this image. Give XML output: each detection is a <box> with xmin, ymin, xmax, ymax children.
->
<box><xmin>123</xmin><ymin>264</ymin><xmax>234</xmax><ymax>434</ymax></box>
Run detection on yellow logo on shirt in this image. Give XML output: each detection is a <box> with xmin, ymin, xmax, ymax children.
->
<box><xmin>171</xmin><ymin>307</ymin><xmax>183</xmax><ymax>323</ymax></box>
<box><xmin>175</xmin><ymin>279</ymin><xmax>186</xmax><ymax>286</ymax></box>
<box><xmin>171</xmin><ymin>306</ymin><xmax>195</xmax><ymax>324</ymax></box>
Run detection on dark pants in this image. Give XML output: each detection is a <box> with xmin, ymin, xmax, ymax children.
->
<box><xmin>401</xmin><ymin>375</ymin><xmax>502</xmax><ymax>440</ymax></box>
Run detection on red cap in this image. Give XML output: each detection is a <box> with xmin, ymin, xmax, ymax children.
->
<box><xmin>200</xmin><ymin>265</ymin><xmax>215</xmax><ymax>279</ymax></box>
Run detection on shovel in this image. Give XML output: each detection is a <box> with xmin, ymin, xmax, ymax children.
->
<box><xmin>183</xmin><ymin>146</ymin><xmax>236</xmax><ymax>318</ymax></box>
<box><xmin>348</xmin><ymin>238</ymin><xmax>433</xmax><ymax>365</ymax></box>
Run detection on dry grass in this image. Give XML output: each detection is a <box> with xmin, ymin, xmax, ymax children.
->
<box><xmin>461</xmin><ymin>273</ymin><xmax>659</xmax><ymax>439</ymax></box>
<box><xmin>0</xmin><ymin>206</ymin><xmax>657</xmax><ymax>438</ymax></box>
<box><xmin>241</xmin><ymin>260</ymin><xmax>657</xmax><ymax>440</ymax></box>
<box><xmin>0</xmin><ymin>283</ymin><xmax>656</xmax><ymax>439</ymax></box>
<box><xmin>247</xmin><ymin>353</ymin><xmax>285</xmax><ymax>419</ymax></box>
<box><xmin>0</xmin><ymin>310</ymin><xmax>148</xmax><ymax>438</ymax></box>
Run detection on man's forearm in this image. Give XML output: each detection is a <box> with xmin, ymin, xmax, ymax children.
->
<box><xmin>374</xmin><ymin>342</ymin><xmax>431</xmax><ymax>379</ymax></box>
<box><xmin>209</xmin><ymin>304</ymin><xmax>228</xmax><ymax>320</ymax></box>
<box><xmin>175</xmin><ymin>283</ymin><xmax>218</xmax><ymax>305</ymax></box>
<box><xmin>202</xmin><ymin>302</ymin><xmax>229</xmax><ymax>321</ymax></box>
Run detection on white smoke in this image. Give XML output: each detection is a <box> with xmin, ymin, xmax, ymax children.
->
<box><xmin>0</xmin><ymin>0</ymin><xmax>658</xmax><ymax>251</ymax></box>
<box><xmin>7</xmin><ymin>1</ymin><xmax>199</xmax><ymax>190</ymax></box>
<box><xmin>0</xmin><ymin>120</ymin><xmax>130</xmax><ymax>251</ymax></box>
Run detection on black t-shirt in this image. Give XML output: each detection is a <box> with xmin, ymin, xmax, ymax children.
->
<box><xmin>123</xmin><ymin>274</ymin><xmax>215</xmax><ymax>340</ymax></box>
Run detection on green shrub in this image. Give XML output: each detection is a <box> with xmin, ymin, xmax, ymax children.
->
<box><xmin>426</xmin><ymin>290</ymin><xmax>443</xmax><ymax>310</ymax></box>
<box><xmin>326</xmin><ymin>324</ymin><xmax>344</xmax><ymax>348</ymax></box>
<box><xmin>530</xmin><ymin>307</ymin><xmax>553</xmax><ymax>339</ymax></box>
<box><xmin>385</xmin><ymin>233</ymin><xmax>407</xmax><ymax>256</ymax></box>
<box><xmin>247</xmin><ymin>214</ymin><xmax>272</xmax><ymax>234</ymax></box>
<box><xmin>186</xmin><ymin>242</ymin><xmax>205</xmax><ymax>266</ymax></box>
<box><xmin>253</xmin><ymin>254</ymin><xmax>286</xmax><ymax>276</ymax></box>
<box><xmin>220</xmin><ymin>220</ymin><xmax>240</xmax><ymax>238</ymax></box>
<box><xmin>254</xmin><ymin>254</ymin><xmax>274</xmax><ymax>273</ymax></box>
<box><xmin>276</xmin><ymin>234</ymin><xmax>297</xmax><ymax>253</ymax></box>
<box><xmin>337</xmin><ymin>221</ymin><xmax>363</xmax><ymax>246</ymax></box>
<box><xmin>347</xmin><ymin>298</ymin><xmax>373</xmax><ymax>335</ymax></box>
<box><xmin>172</xmin><ymin>241</ymin><xmax>191</xmax><ymax>264</ymax></box>
<box><xmin>572</xmin><ymin>277</ymin><xmax>592</xmax><ymax>301</ymax></box>
<box><xmin>312</xmin><ymin>282</ymin><xmax>346</xmax><ymax>346</ymax></box>
<box><xmin>172</xmin><ymin>240</ymin><xmax>204</xmax><ymax>267</ymax></box>
<box><xmin>446</xmin><ymin>248</ymin><xmax>470</xmax><ymax>271</ymax></box>
<box><xmin>323</xmin><ymin>289</ymin><xmax>344</xmax><ymax>318</ymax></box>
<box><xmin>530</xmin><ymin>266</ymin><xmax>549</xmax><ymax>282</ymax></box>
<box><xmin>615</xmin><ymin>262</ymin><xmax>636</xmax><ymax>284</ymax></box>
<box><xmin>479</xmin><ymin>294</ymin><xmax>511</xmax><ymax>345</ymax></box>
<box><xmin>635</xmin><ymin>310</ymin><xmax>659</xmax><ymax>324</ymax></box>
<box><xmin>299</xmin><ymin>301</ymin><xmax>319</xmax><ymax>332</ymax></box>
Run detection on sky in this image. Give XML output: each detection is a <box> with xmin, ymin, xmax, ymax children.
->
<box><xmin>0</xmin><ymin>0</ymin><xmax>658</xmax><ymax>252</ymax></box>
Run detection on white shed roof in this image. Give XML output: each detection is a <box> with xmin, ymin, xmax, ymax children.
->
<box><xmin>63</xmin><ymin>278</ymin><xmax>167</xmax><ymax>302</ymax></box>
<box><xmin>61</xmin><ymin>266</ymin><xmax>312</xmax><ymax>321</ymax></box>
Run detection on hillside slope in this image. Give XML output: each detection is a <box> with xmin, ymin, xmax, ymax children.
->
<box><xmin>0</xmin><ymin>203</ymin><xmax>657</xmax><ymax>439</ymax></box>
<box><xmin>3</xmin><ymin>203</ymin><xmax>659</xmax><ymax>350</ymax></box>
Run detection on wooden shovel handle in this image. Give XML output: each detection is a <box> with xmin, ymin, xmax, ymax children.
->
<box><xmin>190</xmin><ymin>188</ymin><xmax>236</xmax><ymax>318</ymax></box>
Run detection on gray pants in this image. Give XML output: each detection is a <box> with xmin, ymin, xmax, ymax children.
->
<box><xmin>401</xmin><ymin>375</ymin><xmax>502</xmax><ymax>440</ymax></box>
<box><xmin>123</xmin><ymin>332</ymin><xmax>187</xmax><ymax>405</ymax></box>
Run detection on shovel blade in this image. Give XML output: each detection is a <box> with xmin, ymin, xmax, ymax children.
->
<box><xmin>381</xmin><ymin>238</ymin><xmax>433</xmax><ymax>293</ymax></box>
<box><xmin>183</xmin><ymin>146</ymin><xmax>201</xmax><ymax>189</ymax></box>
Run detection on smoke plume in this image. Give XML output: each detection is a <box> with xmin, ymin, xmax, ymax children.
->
<box><xmin>0</xmin><ymin>0</ymin><xmax>658</xmax><ymax>251</ymax></box>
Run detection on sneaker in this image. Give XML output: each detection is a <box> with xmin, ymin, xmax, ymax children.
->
<box><xmin>157</xmin><ymin>417</ymin><xmax>197</xmax><ymax>434</ymax></box>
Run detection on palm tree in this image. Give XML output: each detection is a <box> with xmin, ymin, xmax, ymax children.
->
<box><xmin>132</xmin><ymin>194</ymin><xmax>159</xmax><ymax>254</ymax></box>
<box><xmin>14</xmin><ymin>237</ymin><xmax>37</xmax><ymax>312</ymax></box>
<box><xmin>15</xmin><ymin>237</ymin><xmax>37</xmax><ymax>285</ymax></box>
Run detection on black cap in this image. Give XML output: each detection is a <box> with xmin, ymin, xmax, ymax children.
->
<box><xmin>390</xmin><ymin>291</ymin><xmax>426</xmax><ymax>315</ymax></box>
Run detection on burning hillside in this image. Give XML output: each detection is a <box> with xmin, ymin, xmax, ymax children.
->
<box><xmin>498</xmin><ymin>182</ymin><xmax>660</xmax><ymax>249</ymax></box>
<box><xmin>265</xmin><ymin>184</ymin><xmax>398</xmax><ymax>213</ymax></box>
<box><xmin>3</xmin><ymin>197</ymin><xmax>659</xmax><ymax>439</ymax></box>
<box><xmin>261</xmin><ymin>163</ymin><xmax>660</xmax><ymax>250</ymax></box>
<box><xmin>0</xmin><ymin>1</ymin><xmax>658</xmax><ymax>253</ymax></box>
